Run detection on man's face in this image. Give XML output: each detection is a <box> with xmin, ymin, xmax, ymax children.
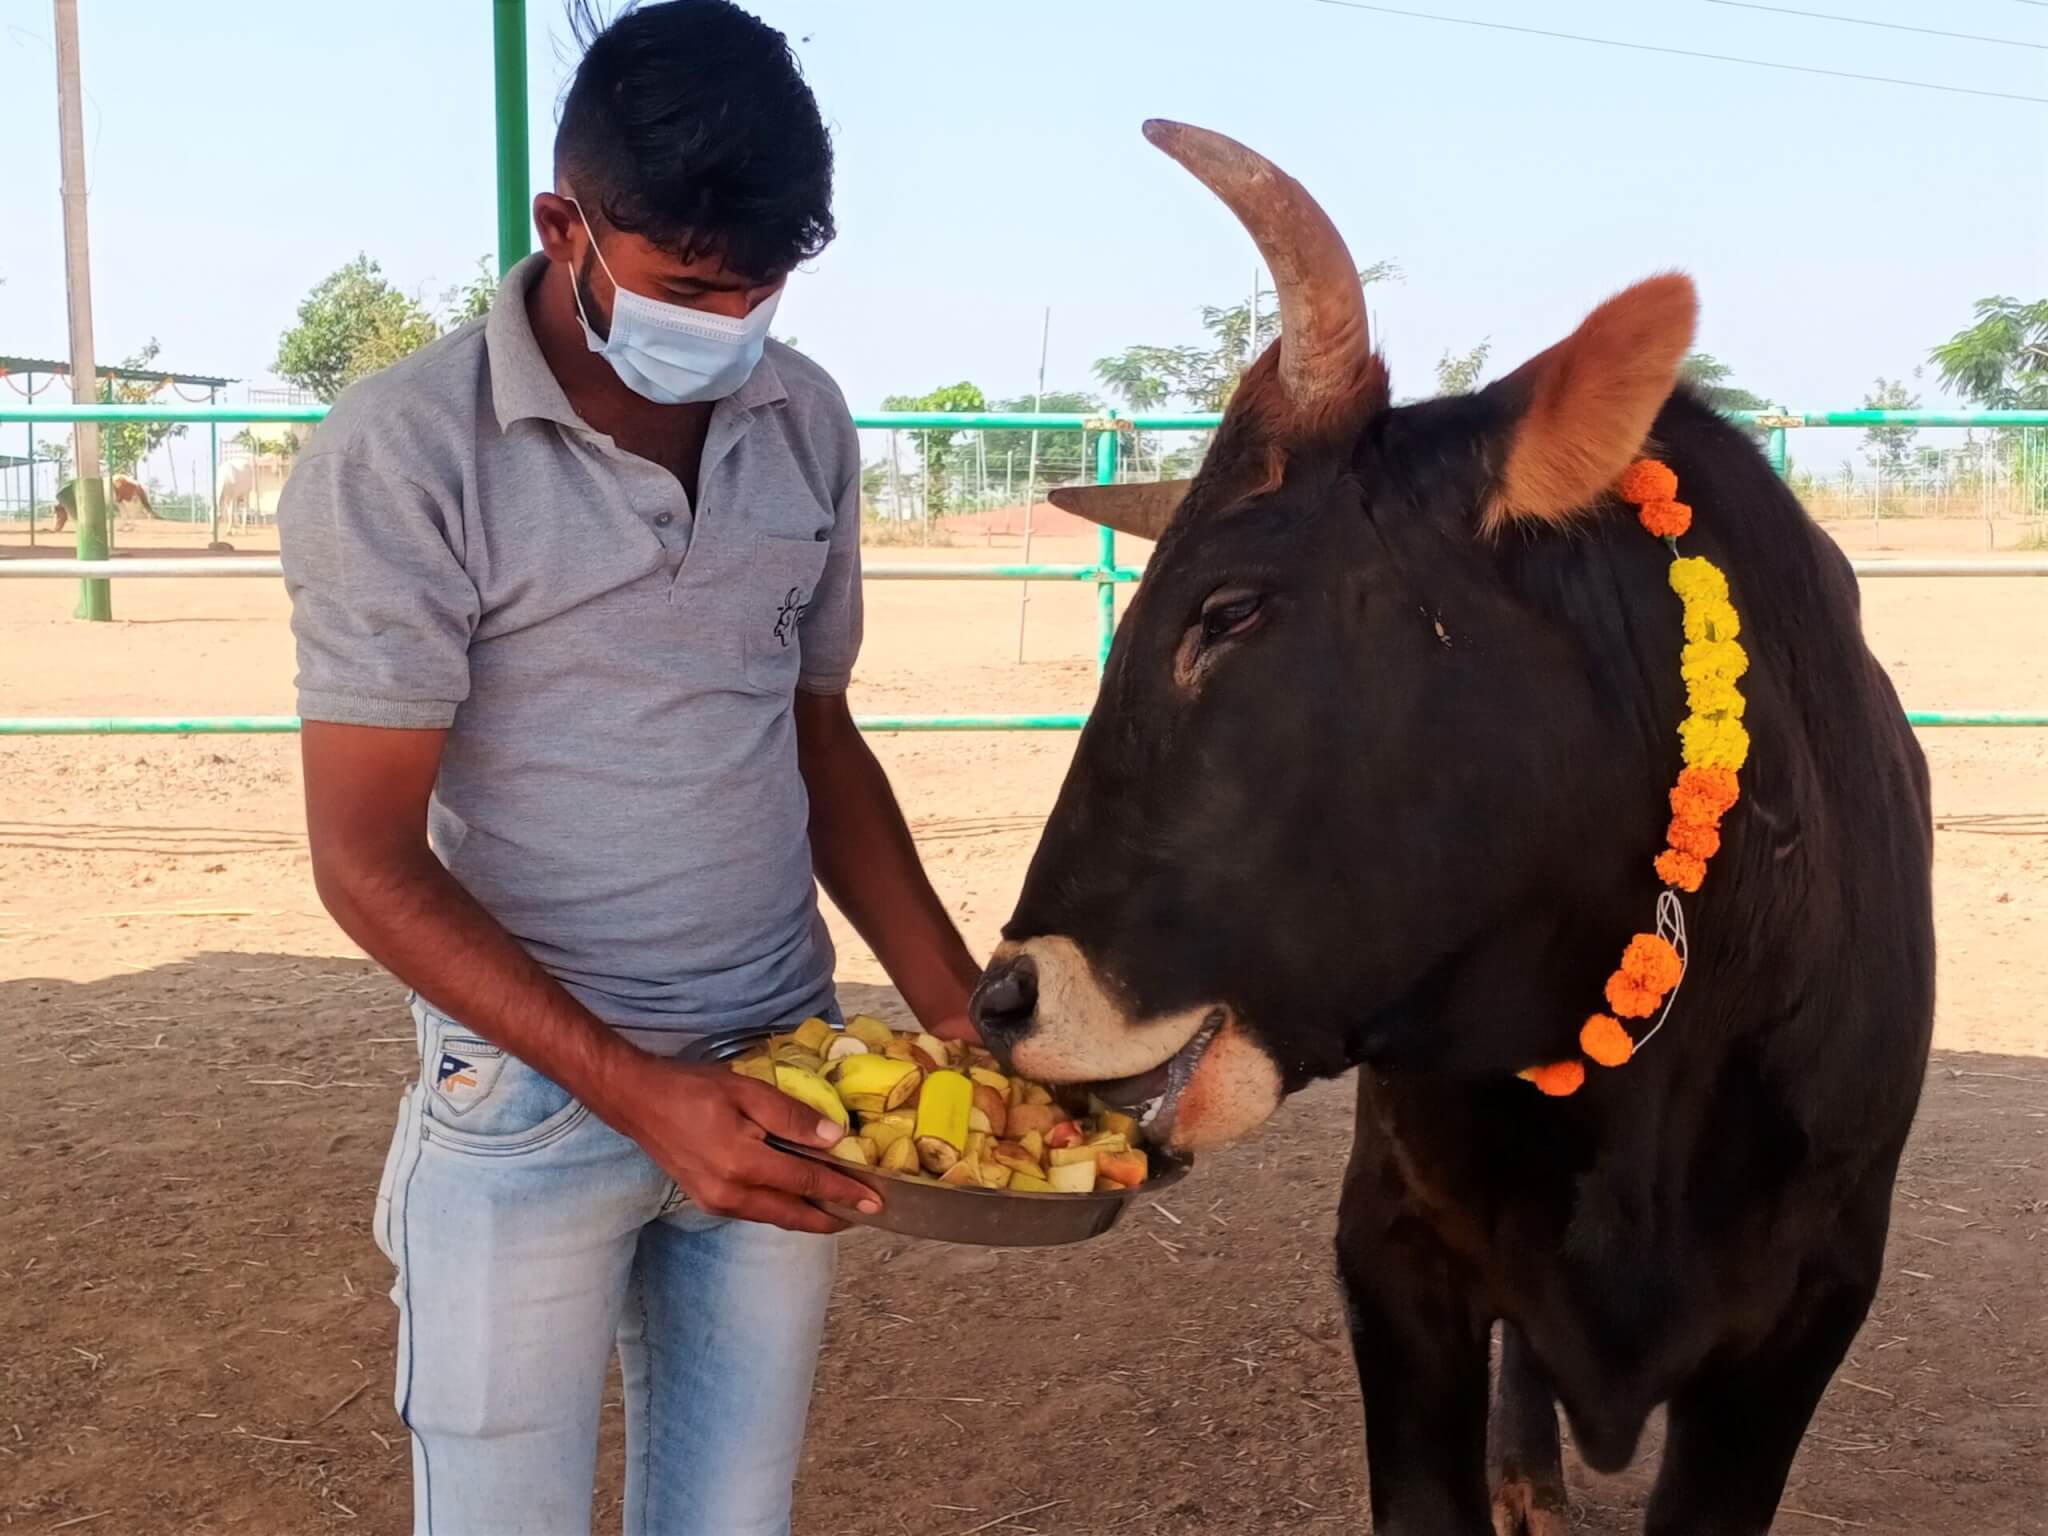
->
<box><xmin>533</xmin><ymin>190</ymin><xmax>784</xmax><ymax>337</ymax></box>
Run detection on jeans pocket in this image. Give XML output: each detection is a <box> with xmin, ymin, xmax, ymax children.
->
<box><xmin>413</xmin><ymin>1003</ymin><xmax>589</xmax><ymax>1156</ymax></box>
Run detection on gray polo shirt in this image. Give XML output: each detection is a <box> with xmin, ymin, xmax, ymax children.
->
<box><xmin>279</xmin><ymin>254</ymin><xmax>861</xmax><ymax>1049</ymax></box>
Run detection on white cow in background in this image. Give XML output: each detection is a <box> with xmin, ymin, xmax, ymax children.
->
<box><xmin>214</xmin><ymin>458</ymin><xmax>259</xmax><ymax>539</ymax></box>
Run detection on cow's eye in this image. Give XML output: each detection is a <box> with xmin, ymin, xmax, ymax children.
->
<box><xmin>1199</xmin><ymin>590</ymin><xmax>1264</xmax><ymax>646</ymax></box>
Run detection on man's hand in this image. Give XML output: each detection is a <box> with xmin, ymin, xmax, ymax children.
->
<box><xmin>596</xmin><ymin>1056</ymin><xmax>882</xmax><ymax>1235</ymax></box>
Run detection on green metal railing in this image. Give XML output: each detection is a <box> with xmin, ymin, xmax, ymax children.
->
<box><xmin>6</xmin><ymin>403</ymin><xmax>2045</xmax><ymax>735</ymax></box>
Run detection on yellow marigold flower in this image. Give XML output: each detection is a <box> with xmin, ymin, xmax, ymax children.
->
<box><xmin>1668</xmin><ymin>556</ymin><xmax>1728</xmax><ymax>607</ymax></box>
<box><xmin>1686</xmin><ymin>677</ymin><xmax>1748</xmax><ymax>719</ymax></box>
<box><xmin>1681</xmin><ymin>639</ymin><xmax>1749</xmax><ymax>685</ymax></box>
<box><xmin>1680</xmin><ymin>715</ymin><xmax>1750</xmax><ymax>771</ymax></box>
<box><xmin>1580</xmin><ymin>1014</ymin><xmax>1635</xmax><ymax>1068</ymax></box>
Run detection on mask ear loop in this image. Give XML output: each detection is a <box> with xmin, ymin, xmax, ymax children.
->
<box><xmin>564</xmin><ymin>197</ymin><xmax>617</xmax><ymax>336</ymax></box>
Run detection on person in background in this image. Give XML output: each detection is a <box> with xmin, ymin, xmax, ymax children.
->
<box><xmin>277</xmin><ymin>4</ymin><xmax>982</xmax><ymax>1531</ymax></box>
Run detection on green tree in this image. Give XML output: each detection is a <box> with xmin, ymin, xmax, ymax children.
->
<box><xmin>878</xmin><ymin>381</ymin><xmax>986</xmax><ymax>517</ymax></box>
<box><xmin>1931</xmin><ymin>297</ymin><xmax>2048</xmax><ymax>409</ymax></box>
<box><xmin>1679</xmin><ymin>352</ymin><xmax>1772</xmax><ymax>444</ymax></box>
<box><xmin>1860</xmin><ymin>376</ymin><xmax>1922</xmax><ymax>477</ymax></box>
<box><xmin>441</xmin><ymin>256</ymin><xmax>497</xmax><ymax>327</ymax></box>
<box><xmin>100</xmin><ymin>338</ymin><xmax>188</xmax><ymax>481</ymax></box>
<box><xmin>1093</xmin><ymin>263</ymin><xmax>1402</xmax><ymax>414</ymax></box>
<box><xmin>274</xmin><ymin>255</ymin><xmax>440</xmax><ymax>401</ymax></box>
<box><xmin>1434</xmin><ymin>338</ymin><xmax>1492</xmax><ymax>396</ymax></box>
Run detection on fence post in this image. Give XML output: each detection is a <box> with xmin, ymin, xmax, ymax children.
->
<box><xmin>1094</xmin><ymin>410</ymin><xmax>1120</xmax><ymax>674</ymax></box>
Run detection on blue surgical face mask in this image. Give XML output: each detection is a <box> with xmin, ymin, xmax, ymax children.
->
<box><xmin>569</xmin><ymin>200</ymin><xmax>780</xmax><ymax>405</ymax></box>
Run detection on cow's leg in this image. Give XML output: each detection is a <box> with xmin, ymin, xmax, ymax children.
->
<box><xmin>1337</xmin><ymin>1165</ymin><xmax>1493</xmax><ymax>1534</ymax></box>
<box><xmin>1489</xmin><ymin>1322</ymin><xmax>1567</xmax><ymax>1536</ymax></box>
<box><xmin>1644</xmin><ymin>1273</ymin><xmax>1876</xmax><ymax>1536</ymax></box>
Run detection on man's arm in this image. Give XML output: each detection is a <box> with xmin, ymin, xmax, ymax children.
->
<box><xmin>302</xmin><ymin>721</ymin><xmax>877</xmax><ymax>1230</ymax></box>
<box><xmin>795</xmin><ymin>691</ymin><xmax>982</xmax><ymax>1041</ymax></box>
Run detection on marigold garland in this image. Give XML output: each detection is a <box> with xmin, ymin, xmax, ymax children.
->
<box><xmin>1518</xmin><ymin>458</ymin><xmax>1747</xmax><ymax>1098</ymax></box>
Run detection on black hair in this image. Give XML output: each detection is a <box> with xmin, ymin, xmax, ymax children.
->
<box><xmin>556</xmin><ymin>0</ymin><xmax>835</xmax><ymax>281</ymax></box>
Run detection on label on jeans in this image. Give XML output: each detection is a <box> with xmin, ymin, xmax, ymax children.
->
<box><xmin>432</xmin><ymin>1035</ymin><xmax>507</xmax><ymax>1114</ymax></box>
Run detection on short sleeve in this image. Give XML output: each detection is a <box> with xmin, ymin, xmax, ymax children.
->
<box><xmin>279</xmin><ymin>451</ymin><xmax>479</xmax><ymax>729</ymax></box>
<box><xmin>796</xmin><ymin>414</ymin><xmax>864</xmax><ymax>695</ymax></box>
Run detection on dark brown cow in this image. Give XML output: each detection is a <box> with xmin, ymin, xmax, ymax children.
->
<box><xmin>971</xmin><ymin>121</ymin><xmax>1933</xmax><ymax>1535</ymax></box>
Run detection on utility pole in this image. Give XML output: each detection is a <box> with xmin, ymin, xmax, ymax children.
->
<box><xmin>54</xmin><ymin>0</ymin><xmax>109</xmax><ymax>620</ymax></box>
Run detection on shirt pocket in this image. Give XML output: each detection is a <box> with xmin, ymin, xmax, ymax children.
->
<box><xmin>742</xmin><ymin>533</ymin><xmax>832</xmax><ymax>693</ymax></box>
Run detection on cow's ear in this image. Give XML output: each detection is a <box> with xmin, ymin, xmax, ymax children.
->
<box><xmin>1483</xmin><ymin>274</ymin><xmax>1697</xmax><ymax>533</ymax></box>
<box><xmin>1047</xmin><ymin>480</ymin><xmax>1192</xmax><ymax>543</ymax></box>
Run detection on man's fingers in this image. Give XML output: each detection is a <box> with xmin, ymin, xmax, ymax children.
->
<box><xmin>731</xmin><ymin>1137</ymin><xmax>881</xmax><ymax>1216</ymax></box>
<box><xmin>730</xmin><ymin>1077</ymin><xmax>846</xmax><ymax>1149</ymax></box>
<box><xmin>725</xmin><ymin>1189</ymin><xmax>850</xmax><ymax>1235</ymax></box>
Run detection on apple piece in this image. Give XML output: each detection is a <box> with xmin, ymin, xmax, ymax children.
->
<box><xmin>881</xmin><ymin>1036</ymin><xmax>917</xmax><ymax>1061</ymax></box>
<box><xmin>967</xmin><ymin>1066</ymin><xmax>1010</xmax><ymax>1097</ymax></box>
<box><xmin>845</xmin><ymin>1015</ymin><xmax>897</xmax><ymax>1051</ymax></box>
<box><xmin>1008</xmin><ymin>1170</ymin><xmax>1055</xmax><ymax>1193</ymax></box>
<box><xmin>1005</xmin><ymin>1103</ymin><xmax>1060</xmax><ymax>1140</ymax></box>
<box><xmin>864</xmin><ymin>1117</ymin><xmax>912</xmax><ymax>1157</ymax></box>
<box><xmin>938</xmin><ymin>1159</ymin><xmax>980</xmax><ymax>1187</ymax></box>
<box><xmin>1045</xmin><ymin>1120</ymin><xmax>1087</xmax><ymax>1150</ymax></box>
<box><xmin>1018</xmin><ymin>1081</ymin><xmax>1055</xmax><ymax>1107</ymax></box>
<box><xmin>1095</xmin><ymin>1148</ymin><xmax>1149</xmax><ymax>1189</ymax></box>
<box><xmin>1048</xmin><ymin>1145</ymin><xmax>1097</xmax><ymax>1169</ymax></box>
<box><xmin>1047</xmin><ymin>1160</ymin><xmax>1097</xmax><ymax>1194</ymax></box>
<box><xmin>1019</xmin><ymin>1130</ymin><xmax>1046</xmax><ymax>1164</ymax></box>
<box><xmin>824</xmin><ymin>1035</ymin><xmax>870</xmax><ymax>1064</ymax></box>
<box><xmin>964</xmin><ymin>1130</ymin><xmax>992</xmax><ymax>1164</ymax></box>
<box><xmin>879</xmin><ymin>1135</ymin><xmax>920</xmax><ymax>1175</ymax></box>
<box><xmin>830</xmin><ymin>1137</ymin><xmax>874</xmax><ymax>1166</ymax></box>
<box><xmin>909</xmin><ymin>1034</ymin><xmax>952</xmax><ymax>1073</ymax></box>
<box><xmin>974</xmin><ymin>1161</ymin><xmax>1013</xmax><ymax>1191</ymax></box>
<box><xmin>1084</xmin><ymin>1131</ymin><xmax>1129</xmax><ymax>1154</ymax></box>
<box><xmin>730</xmin><ymin>1054</ymin><xmax>777</xmax><ymax>1086</ymax></box>
<box><xmin>970</xmin><ymin>1084</ymin><xmax>1009</xmax><ymax>1139</ymax></box>
<box><xmin>792</xmin><ymin>1017</ymin><xmax>835</xmax><ymax>1055</ymax></box>
<box><xmin>989</xmin><ymin>1140</ymin><xmax>1043</xmax><ymax>1178</ymax></box>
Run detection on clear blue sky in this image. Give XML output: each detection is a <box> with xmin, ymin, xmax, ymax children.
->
<box><xmin>2</xmin><ymin>0</ymin><xmax>2043</xmax><ymax>433</ymax></box>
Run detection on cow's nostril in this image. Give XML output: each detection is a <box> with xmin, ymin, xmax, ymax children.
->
<box><xmin>971</xmin><ymin>957</ymin><xmax>1039</xmax><ymax>1045</ymax></box>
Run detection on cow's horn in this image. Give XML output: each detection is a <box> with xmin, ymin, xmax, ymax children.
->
<box><xmin>1142</xmin><ymin>120</ymin><xmax>1377</xmax><ymax>424</ymax></box>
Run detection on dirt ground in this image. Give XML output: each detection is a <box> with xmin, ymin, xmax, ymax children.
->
<box><xmin>2</xmin><ymin>517</ymin><xmax>2044</xmax><ymax>1534</ymax></box>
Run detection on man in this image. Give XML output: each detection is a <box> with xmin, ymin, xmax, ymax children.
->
<box><xmin>277</xmin><ymin>4</ymin><xmax>982</xmax><ymax>1532</ymax></box>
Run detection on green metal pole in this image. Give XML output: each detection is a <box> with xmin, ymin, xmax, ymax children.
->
<box><xmin>1767</xmin><ymin>424</ymin><xmax>1787</xmax><ymax>478</ymax></box>
<box><xmin>493</xmin><ymin>0</ymin><xmax>531</xmax><ymax>277</ymax></box>
<box><xmin>1095</xmin><ymin>412</ymin><xmax>1119</xmax><ymax>674</ymax></box>
<box><xmin>71</xmin><ymin>473</ymin><xmax>110</xmax><ymax>621</ymax></box>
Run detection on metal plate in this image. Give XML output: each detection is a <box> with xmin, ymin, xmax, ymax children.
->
<box><xmin>682</xmin><ymin>1023</ymin><xmax>1191</xmax><ymax>1248</ymax></box>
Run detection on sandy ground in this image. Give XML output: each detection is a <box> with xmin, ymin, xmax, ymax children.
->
<box><xmin>2</xmin><ymin>518</ymin><xmax>2044</xmax><ymax>1533</ymax></box>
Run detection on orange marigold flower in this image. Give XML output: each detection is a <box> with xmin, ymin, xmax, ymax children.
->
<box><xmin>1656</xmin><ymin>847</ymin><xmax>1707</xmax><ymax>892</ymax></box>
<box><xmin>1675</xmin><ymin>765</ymin><xmax>1740</xmax><ymax>818</ymax></box>
<box><xmin>1605</xmin><ymin>972</ymin><xmax>1662</xmax><ymax>1019</ymax></box>
<box><xmin>1580</xmin><ymin>1014</ymin><xmax>1635</xmax><ymax>1068</ymax></box>
<box><xmin>1519</xmin><ymin>1060</ymin><xmax>1586</xmax><ymax>1097</ymax></box>
<box><xmin>1666</xmin><ymin>816</ymin><xmax>1721</xmax><ymax>859</ymax></box>
<box><xmin>1619</xmin><ymin>933</ymin><xmax>1684</xmax><ymax>992</ymax></box>
<box><xmin>1638</xmin><ymin>498</ymin><xmax>1693</xmax><ymax>538</ymax></box>
<box><xmin>1616</xmin><ymin>459</ymin><xmax>1679</xmax><ymax>505</ymax></box>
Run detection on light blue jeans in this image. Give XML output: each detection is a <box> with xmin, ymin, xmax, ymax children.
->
<box><xmin>374</xmin><ymin>997</ymin><xmax>838</xmax><ymax>1535</ymax></box>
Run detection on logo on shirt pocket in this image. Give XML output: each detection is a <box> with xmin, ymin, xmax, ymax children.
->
<box><xmin>773</xmin><ymin>585</ymin><xmax>812</xmax><ymax>648</ymax></box>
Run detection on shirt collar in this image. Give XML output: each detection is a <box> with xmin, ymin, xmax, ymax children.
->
<box><xmin>487</xmin><ymin>252</ymin><xmax>788</xmax><ymax>430</ymax></box>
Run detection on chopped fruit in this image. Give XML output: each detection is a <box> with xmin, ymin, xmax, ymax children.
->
<box><xmin>731</xmin><ymin>1027</ymin><xmax>1164</xmax><ymax>1196</ymax></box>
<box><xmin>1094</xmin><ymin>1149</ymin><xmax>1148</xmax><ymax>1189</ymax></box>
<box><xmin>844</xmin><ymin>1015</ymin><xmax>897</xmax><ymax>1051</ymax></box>
<box><xmin>914</xmin><ymin>1070</ymin><xmax>973</xmax><ymax>1174</ymax></box>
<box><xmin>968</xmin><ymin>1084</ymin><xmax>1009</xmax><ymax>1139</ymax></box>
<box><xmin>773</xmin><ymin>1064</ymin><xmax>848</xmax><ymax>1130</ymax></box>
<box><xmin>731</xmin><ymin>1055</ymin><xmax>777</xmax><ymax>1086</ymax></box>
<box><xmin>1006</xmin><ymin>1103</ymin><xmax>1060</xmax><ymax>1140</ymax></box>
<box><xmin>1047</xmin><ymin>1160</ymin><xmax>1097</xmax><ymax>1194</ymax></box>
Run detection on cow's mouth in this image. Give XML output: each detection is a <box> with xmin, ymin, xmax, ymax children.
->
<box><xmin>1083</xmin><ymin>1008</ymin><xmax>1227</xmax><ymax>1141</ymax></box>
